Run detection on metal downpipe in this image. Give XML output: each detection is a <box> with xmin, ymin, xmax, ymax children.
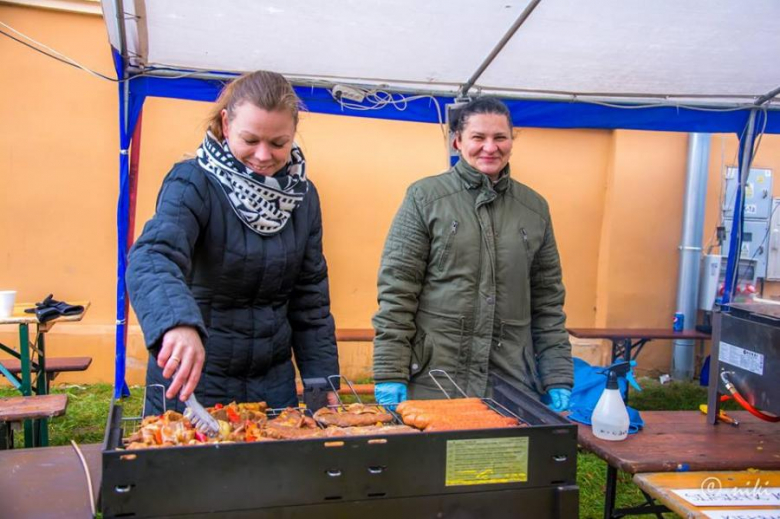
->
<box><xmin>671</xmin><ymin>133</ymin><xmax>711</xmax><ymax>380</ymax></box>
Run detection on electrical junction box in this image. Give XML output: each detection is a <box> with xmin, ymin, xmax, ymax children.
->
<box><xmin>722</xmin><ymin>218</ymin><xmax>770</xmax><ymax>279</ymax></box>
<box><xmin>768</xmin><ymin>198</ymin><xmax>780</xmax><ymax>280</ymax></box>
<box><xmin>722</xmin><ymin>167</ymin><xmax>773</xmax><ymax>220</ymax></box>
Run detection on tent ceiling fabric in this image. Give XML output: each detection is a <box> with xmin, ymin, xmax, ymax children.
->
<box><xmin>102</xmin><ymin>0</ymin><xmax>780</xmax><ymax>106</ymax></box>
<box><xmin>481</xmin><ymin>0</ymin><xmax>780</xmax><ymax>100</ymax></box>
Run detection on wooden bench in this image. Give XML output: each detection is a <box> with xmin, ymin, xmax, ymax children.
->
<box><xmin>0</xmin><ymin>356</ymin><xmax>92</xmax><ymax>378</ymax></box>
<box><xmin>0</xmin><ymin>356</ymin><xmax>92</xmax><ymax>397</ymax></box>
<box><xmin>0</xmin><ymin>394</ymin><xmax>68</xmax><ymax>449</ymax></box>
<box><xmin>0</xmin><ymin>356</ymin><xmax>92</xmax><ymax>375</ymax></box>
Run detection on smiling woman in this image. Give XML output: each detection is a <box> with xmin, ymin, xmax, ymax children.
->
<box><xmin>221</xmin><ymin>104</ymin><xmax>296</xmax><ymax>176</ymax></box>
<box><xmin>451</xmin><ymin>98</ymin><xmax>514</xmax><ymax>180</ymax></box>
<box><xmin>126</xmin><ymin>70</ymin><xmax>340</xmax><ymax>415</ymax></box>
<box><xmin>373</xmin><ymin>97</ymin><xmax>573</xmax><ymax>411</ymax></box>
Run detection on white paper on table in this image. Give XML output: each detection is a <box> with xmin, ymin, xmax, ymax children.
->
<box><xmin>703</xmin><ymin>510</ymin><xmax>780</xmax><ymax>519</ymax></box>
<box><xmin>671</xmin><ymin>487</ymin><xmax>780</xmax><ymax>507</ymax></box>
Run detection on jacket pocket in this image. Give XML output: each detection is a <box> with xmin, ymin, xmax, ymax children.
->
<box><xmin>437</xmin><ymin>220</ymin><xmax>459</xmax><ymax>271</ymax></box>
<box><xmin>494</xmin><ymin>318</ymin><xmax>543</xmax><ymax>394</ymax></box>
<box><xmin>414</xmin><ymin>308</ymin><xmax>466</xmax><ymax>382</ymax></box>
<box><xmin>410</xmin><ymin>331</ymin><xmax>432</xmax><ymax>377</ymax></box>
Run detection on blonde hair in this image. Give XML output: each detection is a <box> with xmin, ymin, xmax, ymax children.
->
<box><xmin>207</xmin><ymin>70</ymin><xmax>301</xmax><ymax>140</ymax></box>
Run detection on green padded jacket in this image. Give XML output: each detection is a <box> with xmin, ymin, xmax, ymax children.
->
<box><xmin>372</xmin><ymin>159</ymin><xmax>573</xmax><ymax>400</ymax></box>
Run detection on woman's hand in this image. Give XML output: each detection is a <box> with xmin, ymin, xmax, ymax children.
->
<box><xmin>158</xmin><ymin>326</ymin><xmax>206</xmax><ymax>401</ymax></box>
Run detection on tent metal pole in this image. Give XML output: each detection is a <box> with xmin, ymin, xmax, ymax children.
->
<box><xmin>458</xmin><ymin>0</ymin><xmax>543</xmax><ymax>97</ymax></box>
<box><xmin>755</xmin><ymin>85</ymin><xmax>780</xmax><ymax>106</ymax></box>
<box><xmin>131</xmin><ymin>68</ymin><xmax>777</xmax><ymax>110</ymax></box>
<box><xmin>721</xmin><ymin>109</ymin><xmax>758</xmax><ymax>304</ymax></box>
<box><xmin>115</xmin><ymin>0</ymin><xmax>128</xmax><ymax>65</ymax></box>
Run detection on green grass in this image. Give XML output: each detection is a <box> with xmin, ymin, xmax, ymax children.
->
<box><xmin>1</xmin><ymin>377</ymin><xmax>717</xmax><ymax>518</ymax></box>
<box><xmin>0</xmin><ymin>384</ymin><xmax>144</xmax><ymax>447</ymax></box>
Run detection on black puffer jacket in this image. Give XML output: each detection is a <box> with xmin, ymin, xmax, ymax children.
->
<box><xmin>127</xmin><ymin>159</ymin><xmax>339</xmax><ymax>414</ymax></box>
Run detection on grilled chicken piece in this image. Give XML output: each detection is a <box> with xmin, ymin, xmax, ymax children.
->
<box><xmin>264</xmin><ymin>422</ymin><xmax>323</xmax><ymax>440</ymax></box>
<box><xmin>262</xmin><ymin>408</ymin><xmax>321</xmax><ymax>440</ymax></box>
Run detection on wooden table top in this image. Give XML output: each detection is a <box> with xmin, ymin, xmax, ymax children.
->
<box><xmin>0</xmin><ymin>442</ymin><xmax>101</xmax><ymax>518</ymax></box>
<box><xmin>567</xmin><ymin>327</ymin><xmax>711</xmax><ymax>341</ymax></box>
<box><xmin>633</xmin><ymin>470</ymin><xmax>780</xmax><ymax>518</ymax></box>
<box><xmin>0</xmin><ymin>301</ymin><xmax>90</xmax><ymax>326</ymax></box>
<box><xmin>335</xmin><ymin>328</ymin><xmax>374</xmax><ymax>341</ymax></box>
<box><xmin>577</xmin><ymin>411</ymin><xmax>780</xmax><ymax>474</ymax></box>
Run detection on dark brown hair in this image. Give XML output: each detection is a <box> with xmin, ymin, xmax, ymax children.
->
<box><xmin>449</xmin><ymin>97</ymin><xmax>513</xmax><ymax>135</ymax></box>
<box><xmin>207</xmin><ymin>70</ymin><xmax>301</xmax><ymax>140</ymax></box>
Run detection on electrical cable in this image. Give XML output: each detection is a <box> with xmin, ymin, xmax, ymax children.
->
<box><xmin>586</xmin><ymin>99</ymin><xmax>750</xmax><ymax>112</ymax></box>
<box><xmin>70</xmin><ymin>439</ymin><xmax>96</xmax><ymax>517</ymax></box>
<box><xmin>0</xmin><ymin>21</ymin><xmax>200</xmax><ymax>83</ymax></box>
<box><xmin>745</xmin><ymin>200</ymin><xmax>779</xmax><ymax>265</ymax></box>
<box><xmin>330</xmin><ymin>86</ymin><xmax>449</xmax><ymax>150</ymax></box>
<box><xmin>0</xmin><ymin>21</ymin><xmax>118</xmax><ymax>82</ymax></box>
<box><xmin>729</xmin><ymin>111</ymin><xmax>768</xmax><ymax>296</ymax></box>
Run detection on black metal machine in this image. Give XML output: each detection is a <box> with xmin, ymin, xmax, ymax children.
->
<box><xmin>707</xmin><ymin>302</ymin><xmax>780</xmax><ymax>424</ymax></box>
<box><xmin>100</xmin><ymin>374</ymin><xmax>578</xmax><ymax>518</ymax></box>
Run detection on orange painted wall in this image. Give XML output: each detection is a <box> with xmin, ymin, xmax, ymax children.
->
<box><xmin>2</xmin><ymin>6</ymin><xmax>780</xmax><ymax>387</ymax></box>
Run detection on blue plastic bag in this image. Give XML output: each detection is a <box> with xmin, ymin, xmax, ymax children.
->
<box><xmin>567</xmin><ymin>358</ymin><xmax>644</xmax><ymax>434</ymax></box>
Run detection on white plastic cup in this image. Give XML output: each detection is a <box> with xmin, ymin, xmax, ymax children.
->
<box><xmin>0</xmin><ymin>290</ymin><xmax>17</xmax><ymax>318</ymax></box>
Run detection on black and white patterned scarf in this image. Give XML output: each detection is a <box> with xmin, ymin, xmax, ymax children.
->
<box><xmin>196</xmin><ymin>131</ymin><xmax>308</xmax><ymax>236</ymax></box>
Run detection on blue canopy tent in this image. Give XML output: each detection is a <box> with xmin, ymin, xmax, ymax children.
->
<box><xmin>103</xmin><ymin>0</ymin><xmax>780</xmax><ymax>397</ymax></box>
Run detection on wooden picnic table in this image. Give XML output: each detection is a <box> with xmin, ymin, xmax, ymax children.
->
<box><xmin>577</xmin><ymin>410</ymin><xmax>780</xmax><ymax>518</ymax></box>
<box><xmin>0</xmin><ymin>442</ymin><xmax>101</xmax><ymax>518</ymax></box>
<box><xmin>633</xmin><ymin>470</ymin><xmax>780</xmax><ymax>518</ymax></box>
<box><xmin>0</xmin><ymin>301</ymin><xmax>90</xmax><ymax>447</ymax></box>
<box><xmin>567</xmin><ymin>327</ymin><xmax>711</xmax><ymax>364</ymax></box>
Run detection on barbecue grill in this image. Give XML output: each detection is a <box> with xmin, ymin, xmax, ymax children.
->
<box><xmin>100</xmin><ymin>372</ymin><xmax>578</xmax><ymax>518</ymax></box>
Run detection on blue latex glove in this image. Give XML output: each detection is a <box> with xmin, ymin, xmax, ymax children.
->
<box><xmin>375</xmin><ymin>382</ymin><xmax>407</xmax><ymax>408</ymax></box>
<box><xmin>547</xmin><ymin>388</ymin><xmax>572</xmax><ymax>412</ymax></box>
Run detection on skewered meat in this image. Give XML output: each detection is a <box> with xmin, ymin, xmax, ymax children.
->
<box><xmin>124</xmin><ymin>401</ymin><xmax>271</xmax><ymax>448</ymax></box>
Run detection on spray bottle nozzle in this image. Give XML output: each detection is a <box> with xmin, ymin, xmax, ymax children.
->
<box><xmin>600</xmin><ymin>361</ymin><xmax>642</xmax><ymax>392</ymax></box>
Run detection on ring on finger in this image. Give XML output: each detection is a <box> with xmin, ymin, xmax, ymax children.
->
<box><xmin>171</xmin><ymin>356</ymin><xmax>181</xmax><ymax>364</ymax></box>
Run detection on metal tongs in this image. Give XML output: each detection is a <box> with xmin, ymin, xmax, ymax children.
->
<box><xmin>167</xmin><ymin>365</ymin><xmax>220</xmax><ymax>437</ymax></box>
<box><xmin>183</xmin><ymin>393</ymin><xmax>220</xmax><ymax>437</ymax></box>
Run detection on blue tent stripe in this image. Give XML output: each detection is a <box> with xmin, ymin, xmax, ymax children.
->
<box><xmin>125</xmin><ymin>74</ymin><xmax>780</xmax><ymax>133</ymax></box>
<box><xmin>506</xmin><ymin>100</ymin><xmax>780</xmax><ymax>134</ymax></box>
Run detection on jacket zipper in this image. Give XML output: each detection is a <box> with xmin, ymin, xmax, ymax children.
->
<box><xmin>496</xmin><ymin>321</ymin><xmax>505</xmax><ymax>349</ymax></box>
<box><xmin>437</xmin><ymin>220</ymin><xmax>459</xmax><ymax>270</ymax></box>
<box><xmin>520</xmin><ymin>228</ymin><xmax>532</xmax><ymax>261</ymax></box>
<box><xmin>456</xmin><ymin>316</ymin><xmax>467</xmax><ymax>380</ymax></box>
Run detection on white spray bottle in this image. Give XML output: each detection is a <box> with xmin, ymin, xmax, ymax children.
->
<box><xmin>592</xmin><ymin>361</ymin><xmax>640</xmax><ymax>441</ymax></box>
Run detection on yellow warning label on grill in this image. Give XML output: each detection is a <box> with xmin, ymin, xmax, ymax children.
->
<box><xmin>445</xmin><ymin>437</ymin><xmax>529</xmax><ymax>486</ymax></box>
